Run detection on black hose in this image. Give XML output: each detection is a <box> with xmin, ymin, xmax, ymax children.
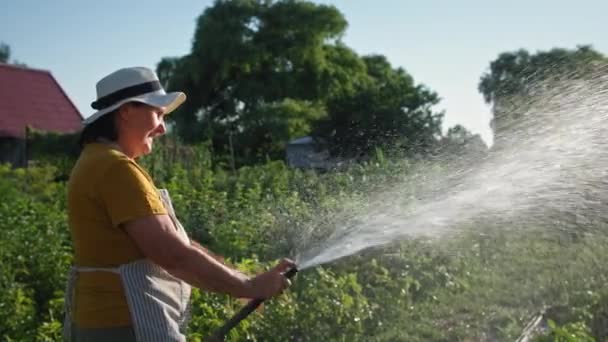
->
<box><xmin>206</xmin><ymin>267</ymin><xmax>298</xmax><ymax>341</ymax></box>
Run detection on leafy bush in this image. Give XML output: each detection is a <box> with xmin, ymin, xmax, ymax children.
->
<box><xmin>2</xmin><ymin>142</ymin><xmax>608</xmax><ymax>341</ymax></box>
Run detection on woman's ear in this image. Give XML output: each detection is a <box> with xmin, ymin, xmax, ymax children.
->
<box><xmin>116</xmin><ymin>103</ymin><xmax>131</xmax><ymax>123</ymax></box>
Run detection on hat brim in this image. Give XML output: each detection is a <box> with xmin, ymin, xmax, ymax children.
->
<box><xmin>83</xmin><ymin>91</ymin><xmax>186</xmax><ymax>125</ymax></box>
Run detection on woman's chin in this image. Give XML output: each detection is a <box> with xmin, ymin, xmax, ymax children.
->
<box><xmin>141</xmin><ymin>140</ymin><xmax>153</xmax><ymax>155</ymax></box>
<box><xmin>144</xmin><ymin>145</ymin><xmax>153</xmax><ymax>154</ymax></box>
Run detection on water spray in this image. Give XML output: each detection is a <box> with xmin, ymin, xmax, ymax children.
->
<box><xmin>206</xmin><ymin>267</ymin><xmax>299</xmax><ymax>341</ymax></box>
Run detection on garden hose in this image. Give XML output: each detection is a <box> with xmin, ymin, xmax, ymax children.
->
<box><xmin>206</xmin><ymin>267</ymin><xmax>298</xmax><ymax>341</ymax></box>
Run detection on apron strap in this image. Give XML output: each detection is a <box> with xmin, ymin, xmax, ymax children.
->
<box><xmin>75</xmin><ymin>266</ymin><xmax>120</xmax><ymax>274</ymax></box>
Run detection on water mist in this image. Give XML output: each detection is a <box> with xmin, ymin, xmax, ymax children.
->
<box><xmin>295</xmin><ymin>68</ymin><xmax>608</xmax><ymax>270</ymax></box>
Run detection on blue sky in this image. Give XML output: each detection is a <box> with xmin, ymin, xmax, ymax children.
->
<box><xmin>2</xmin><ymin>0</ymin><xmax>606</xmax><ymax>145</ymax></box>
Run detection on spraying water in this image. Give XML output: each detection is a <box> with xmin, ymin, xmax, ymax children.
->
<box><xmin>296</xmin><ymin>68</ymin><xmax>608</xmax><ymax>270</ymax></box>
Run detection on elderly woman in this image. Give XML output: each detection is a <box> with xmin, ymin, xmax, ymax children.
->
<box><xmin>64</xmin><ymin>67</ymin><xmax>294</xmax><ymax>341</ymax></box>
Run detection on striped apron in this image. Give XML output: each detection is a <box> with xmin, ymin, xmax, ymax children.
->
<box><xmin>63</xmin><ymin>189</ymin><xmax>192</xmax><ymax>342</ymax></box>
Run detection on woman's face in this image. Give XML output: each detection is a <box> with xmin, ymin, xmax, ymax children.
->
<box><xmin>117</xmin><ymin>102</ymin><xmax>166</xmax><ymax>158</ymax></box>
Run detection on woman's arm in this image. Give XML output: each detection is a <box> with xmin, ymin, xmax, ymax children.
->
<box><xmin>123</xmin><ymin>214</ymin><xmax>293</xmax><ymax>299</ymax></box>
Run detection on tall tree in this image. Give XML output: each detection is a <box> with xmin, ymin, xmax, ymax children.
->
<box><xmin>159</xmin><ymin>0</ymin><xmax>443</xmax><ymax>163</ymax></box>
<box><xmin>158</xmin><ymin>0</ymin><xmax>353</xmax><ymax>162</ymax></box>
<box><xmin>314</xmin><ymin>55</ymin><xmax>443</xmax><ymax>157</ymax></box>
<box><xmin>478</xmin><ymin>45</ymin><xmax>606</xmax><ymax>106</ymax></box>
<box><xmin>438</xmin><ymin>124</ymin><xmax>487</xmax><ymax>157</ymax></box>
<box><xmin>478</xmin><ymin>46</ymin><xmax>607</xmax><ymax>138</ymax></box>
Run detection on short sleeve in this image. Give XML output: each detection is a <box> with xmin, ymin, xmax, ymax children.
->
<box><xmin>98</xmin><ymin>159</ymin><xmax>167</xmax><ymax>227</ymax></box>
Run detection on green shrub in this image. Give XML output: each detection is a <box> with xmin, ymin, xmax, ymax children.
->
<box><xmin>3</xmin><ymin>142</ymin><xmax>608</xmax><ymax>341</ymax></box>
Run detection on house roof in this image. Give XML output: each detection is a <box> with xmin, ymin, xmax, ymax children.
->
<box><xmin>0</xmin><ymin>63</ymin><xmax>83</xmax><ymax>138</ymax></box>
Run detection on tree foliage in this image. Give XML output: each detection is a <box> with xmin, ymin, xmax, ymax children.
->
<box><xmin>0</xmin><ymin>43</ymin><xmax>9</xmax><ymax>63</ymax></box>
<box><xmin>314</xmin><ymin>55</ymin><xmax>443</xmax><ymax>157</ymax></box>
<box><xmin>478</xmin><ymin>45</ymin><xmax>607</xmax><ymax>106</ymax></box>
<box><xmin>4</xmin><ymin>148</ymin><xmax>608</xmax><ymax>340</ymax></box>
<box><xmin>0</xmin><ymin>42</ymin><xmax>26</xmax><ymax>66</ymax></box>
<box><xmin>478</xmin><ymin>46</ymin><xmax>607</xmax><ymax>142</ymax></box>
<box><xmin>158</xmin><ymin>0</ymin><xmax>348</xmax><ymax>160</ymax></box>
<box><xmin>436</xmin><ymin>125</ymin><xmax>488</xmax><ymax>159</ymax></box>
<box><xmin>158</xmin><ymin>0</ymin><xmax>443</xmax><ymax>163</ymax></box>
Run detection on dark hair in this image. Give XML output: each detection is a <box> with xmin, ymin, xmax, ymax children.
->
<box><xmin>78</xmin><ymin>110</ymin><xmax>119</xmax><ymax>148</ymax></box>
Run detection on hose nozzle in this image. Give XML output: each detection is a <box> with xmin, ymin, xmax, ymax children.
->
<box><xmin>207</xmin><ymin>266</ymin><xmax>298</xmax><ymax>341</ymax></box>
<box><xmin>283</xmin><ymin>266</ymin><xmax>298</xmax><ymax>279</ymax></box>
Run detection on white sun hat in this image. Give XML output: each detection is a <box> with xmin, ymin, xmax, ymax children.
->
<box><xmin>83</xmin><ymin>66</ymin><xmax>186</xmax><ymax>125</ymax></box>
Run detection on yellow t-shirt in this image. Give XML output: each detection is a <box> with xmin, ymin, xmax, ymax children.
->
<box><xmin>67</xmin><ymin>143</ymin><xmax>167</xmax><ymax>328</ymax></box>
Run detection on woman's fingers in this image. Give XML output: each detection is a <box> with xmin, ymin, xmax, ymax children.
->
<box><xmin>247</xmin><ymin>258</ymin><xmax>295</xmax><ymax>298</ymax></box>
<box><xmin>273</xmin><ymin>258</ymin><xmax>296</xmax><ymax>274</ymax></box>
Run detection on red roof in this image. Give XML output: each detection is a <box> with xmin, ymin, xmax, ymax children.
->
<box><xmin>0</xmin><ymin>63</ymin><xmax>83</xmax><ymax>138</ymax></box>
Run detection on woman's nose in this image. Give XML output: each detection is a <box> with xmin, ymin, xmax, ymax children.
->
<box><xmin>156</xmin><ymin>121</ymin><xmax>167</xmax><ymax>135</ymax></box>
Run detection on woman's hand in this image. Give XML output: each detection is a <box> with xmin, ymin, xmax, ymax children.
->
<box><xmin>245</xmin><ymin>259</ymin><xmax>296</xmax><ymax>299</ymax></box>
<box><xmin>124</xmin><ymin>215</ymin><xmax>295</xmax><ymax>299</ymax></box>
